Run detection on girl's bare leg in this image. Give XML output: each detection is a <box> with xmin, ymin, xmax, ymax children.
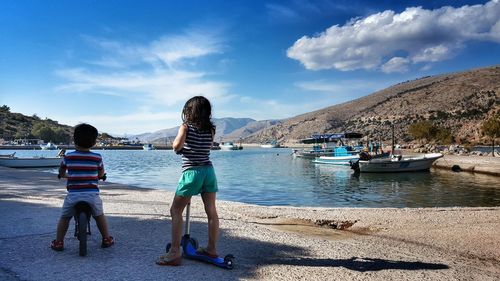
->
<box><xmin>201</xmin><ymin>192</ymin><xmax>219</xmax><ymax>255</ymax></box>
<box><xmin>169</xmin><ymin>195</ymin><xmax>191</xmax><ymax>257</ymax></box>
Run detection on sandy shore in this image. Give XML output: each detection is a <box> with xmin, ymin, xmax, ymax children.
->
<box><xmin>0</xmin><ymin>166</ymin><xmax>499</xmax><ymax>280</ymax></box>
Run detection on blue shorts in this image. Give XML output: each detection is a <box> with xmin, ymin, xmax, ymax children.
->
<box><xmin>61</xmin><ymin>193</ymin><xmax>104</xmax><ymax>218</ymax></box>
<box><xmin>176</xmin><ymin>166</ymin><xmax>218</xmax><ymax>197</ymax></box>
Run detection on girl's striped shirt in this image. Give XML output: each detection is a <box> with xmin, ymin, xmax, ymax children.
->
<box><xmin>181</xmin><ymin>124</ymin><xmax>213</xmax><ymax>171</ymax></box>
<box><xmin>60</xmin><ymin>150</ymin><xmax>104</xmax><ymax>193</ymax></box>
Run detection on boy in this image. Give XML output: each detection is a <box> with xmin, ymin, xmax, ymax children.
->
<box><xmin>51</xmin><ymin>123</ymin><xmax>114</xmax><ymax>251</ymax></box>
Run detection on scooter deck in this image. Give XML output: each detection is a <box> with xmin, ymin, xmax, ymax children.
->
<box><xmin>181</xmin><ymin>235</ymin><xmax>234</xmax><ymax>269</ymax></box>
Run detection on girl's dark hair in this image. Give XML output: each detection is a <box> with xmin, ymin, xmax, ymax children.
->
<box><xmin>73</xmin><ymin>123</ymin><xmax>98</xmax><ymax>148</ymax></box>
<box><xmin>182</xmin><ymin>96</ymin><xmax>215</xmax><ymax>133</ymax></box>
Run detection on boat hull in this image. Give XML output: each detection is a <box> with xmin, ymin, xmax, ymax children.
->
<box><xmin>313</xmin><ymin>155</ymin><xmax>359</xmax><ymax>165</ymax></box>
<box><xmin>357</xmin><ymin>153</ymin><xmax>443</xmax><ymax>173</ymax></box>
<box><xmin>0</xmin><ymin>157</ymin><xmax>62</xmax><ymax>168</ymax></box>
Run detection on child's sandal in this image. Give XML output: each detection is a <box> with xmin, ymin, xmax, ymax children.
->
<box><xmin>101</xmin><ymin>236</ymin><xmax>114</xmax><ymax>248</ymax></box>
<box><xmin>50</xmin><ymin>240</ymin><xmax>64</xmax><ymax>251</ymax></box>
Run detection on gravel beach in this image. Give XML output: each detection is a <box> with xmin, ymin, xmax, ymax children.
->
<box><xmin>0</xmin><ymin>166</ymin><xmax>499</xmax><ymax>281</ymax></box>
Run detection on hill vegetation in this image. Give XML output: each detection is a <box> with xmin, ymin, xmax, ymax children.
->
<box><xmin>0</xmin><ymin>105</ymin><xmax>73</xmax><ymax>143</ymax></box>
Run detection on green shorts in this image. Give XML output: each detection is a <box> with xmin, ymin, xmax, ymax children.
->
<box><xmin>176</xmin><ymin>166</ymin><xmax>218</xmax><ymax>197</ymax></box>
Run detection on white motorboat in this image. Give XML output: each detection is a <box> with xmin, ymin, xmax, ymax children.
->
<box><xmin>261</xmin><ymin>141</ymin><xmax>280</xmax><ymax>148</ymax></box>
<box><xmin>313</xmin><ymin>146</ymin><xmax>360</xmax><ymax>165</ymax></box>
<box><xmin>40</xmin><ymin>142</ymin><xmax>58</xmax><ymax>150</ymax></box>
<box><xmin>353</xmin><ymin>153</ymin><xmax>443</xmax><ymax>173</ymax></box>
<box><xmin>220</xmin><ymin>142</ymin><xmax>240</xmax><ymax>150</ymax></box>
<box><xmin>0</xmin><ymin>155</ymin><xmax>62</xmax><ymax>168</ymax></box>
<box><xmin>143</xmin><ymin>143</ymin><xmax>154</xmax><ymax>150</ymax></box>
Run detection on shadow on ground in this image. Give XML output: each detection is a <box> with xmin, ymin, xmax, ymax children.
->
<box><xmin>264</xmin><ymin>256</ymin><xmax>449</xmax><ymax>272</ymax></box>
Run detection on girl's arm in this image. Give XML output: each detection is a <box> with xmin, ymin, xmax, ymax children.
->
<box><xmin>173</xmin><ymin>123</ymin><xmax>188</xmax><ymax>152</ymax></box>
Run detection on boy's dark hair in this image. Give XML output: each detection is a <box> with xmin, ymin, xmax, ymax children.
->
<box><xmin>73</xmin><ymin>123</ymin><xmax>98</xmax><ymax>149</ymax></box>
<box><xmin>182</xmin><ymin>96</ymin><xmax>216</xmax><ymax>133</ymax></box>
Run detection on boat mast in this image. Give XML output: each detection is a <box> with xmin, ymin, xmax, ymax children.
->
<box><xmin>391</xmin><ymin>123</ymin><xmax>395</xmax><ymax>156</ymax></box>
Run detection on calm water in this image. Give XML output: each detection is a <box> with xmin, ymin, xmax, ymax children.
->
<box><xmin>3</xmin><ymin>148</ymin><xmax>500</xmax><ymax>208</ymax></box>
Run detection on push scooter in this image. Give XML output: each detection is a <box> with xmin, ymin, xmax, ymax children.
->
<box><xmin>165</xmin><ymin>202</ymin><xmax>234</xmax><ymax>269</ymax></box>
<box><xmin>58</xmin><ymin>173</ymin><xmax>107</xmax><ymax>256</ymax></box>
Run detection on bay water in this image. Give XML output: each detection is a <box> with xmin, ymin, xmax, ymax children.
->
<box><xmin>3</xmin><ymin>148</ymin><xmax>500</xmax><ymax>208</ymax></box>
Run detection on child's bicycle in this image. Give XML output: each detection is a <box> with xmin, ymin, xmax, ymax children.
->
<box><xmin>58</xmin><ymin>173</ymin><xmax>107</xmax><ymax>256</ymax></box>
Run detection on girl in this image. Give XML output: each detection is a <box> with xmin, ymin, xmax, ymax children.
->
<box><xmin>157</xmin><ymin>96</ymin><xmax>219</xmax><ymax>266</ymax></box>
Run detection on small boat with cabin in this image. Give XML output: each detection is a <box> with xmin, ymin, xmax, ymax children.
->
<box><xmin>293</xmin><ymin>133</ymin><xmax>363</xmax><ymax>159</ymax></box>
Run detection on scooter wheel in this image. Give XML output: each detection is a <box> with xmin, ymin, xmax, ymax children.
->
<box><xmin>224</xmin><ymin>254</ymin><xmax>234</xmax><ymax>269</ymax></box>
<box><xmin>165</xmin><ymin>243</ymin><xmax>171</xmax><ymax>253</ymax></box>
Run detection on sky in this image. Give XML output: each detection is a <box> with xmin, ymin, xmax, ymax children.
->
<box><xmin>1</xmin><ymin>0</ymin><xmax>500</xmax><ymax>135</ymax></box>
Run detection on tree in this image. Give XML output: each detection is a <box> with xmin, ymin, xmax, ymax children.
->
<box><xmin>0</xmin><ymin>105</ymin><xmax>10</xmax><ymax>112</ymax></box>
<box><xmin>409</xmin><ymin>121</ymin><xmax>453</xmax><ymax>144</ymax></box>
<box><xmin>408</xmin><ymin>121</ymin><xmax>436</xmax><ymax>141</ymax></box>
<box><xmin>482</xmin><ymin>115</ymin><xmax>500</xmax><ymax>157</ymax></box>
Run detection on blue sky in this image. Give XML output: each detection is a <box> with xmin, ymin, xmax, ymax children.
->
<box><xmin>1</xmin><ymin>0</ymin><xmax>499</xmax><ymax>135</ymax></box>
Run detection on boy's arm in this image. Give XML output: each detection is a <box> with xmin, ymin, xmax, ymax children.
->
<box><xmin>172</xmin><ymin>124</ymin><xmax>188</xmax><ymax>152</ymax></box>
<box><xmin>58</xmin><ymin>158</ymin><xmax>66</xmax><ymax>178</ymax></box>
<box><xmin>98</xmin><ymin>167</ymin><xmax>106</xmax><ymax>179</ymax></box>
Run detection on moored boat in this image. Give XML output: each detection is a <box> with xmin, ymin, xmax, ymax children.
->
<box><xmin>40</xmin><ymin>142</ymin><xmax>58</xmax><ymax>150</ymax></box>
<box><xmin>293</xmin><ymin>133</ymin><xmax>363</xmax><ymax>159</ymax></box>
<box><xmin>352</xmin><ymin>153</ymin><xmax>443</xmax><ymax>173</ymax></box>
<box><xmin>143</xmin><ymin>143</ymin><xmax>154</xmax><ymax>150</ymax></box>
<box><xmin>0</xmin><ymin>155</ymin><xmax>62</xmax><ymax>168</ymax></box>
<box><xmin>261</xmin><ymin>141</ymin><xmax>280</xmax><ymax>148</ymax></box>
<box><xmin>313</xmin><ymin>146</ymin><xmax>360</xmax><ymax>165</ymax></box>
<box><xmin>220</xmin><ymin>142</ymin><xmax>239</xmax><ymax>150</ymax></box>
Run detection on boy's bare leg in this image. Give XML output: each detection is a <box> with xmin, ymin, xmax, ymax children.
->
<box><xmin>94</xmin><ymin>214</ymin><xmax>110</xmax><ymax>238</ymax></box>
<box><xmin>201</xmin><ymin>192</ymin><xmax>219</xmax><ymax>255</ymax></box>
<box><xmin>169</xmin><ymin>195</ymin><xmax>191</xmax><ymax>257</ymax></box>
<box><xmin>56</xmin><ymin>217</ymin><xmax>71</xmax><ymax>241</ymax></box>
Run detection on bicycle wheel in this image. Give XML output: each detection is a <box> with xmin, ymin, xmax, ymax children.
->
<box><xmin>78</xmin><ymin>212</ymin><xmax>88</xmax><ymax>256</ymax></box>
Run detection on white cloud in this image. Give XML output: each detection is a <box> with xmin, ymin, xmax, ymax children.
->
<box><xmin>287</xmin><ymin>0</ymin><xmax>500</xmax><ymax>72</ymax></box>
<box><xmin>55</xmin><ymin>28</ymin><xmax>230</xmax><ymax>107</ymax></box>
<box><xmin>295</xmin><ymin>79</ymin><xmax>382</xmax><ymax>93</ymax></box>
<box><xmin>381</xmin><ymin>57</ymin><xmax>410</xmax><ymax>73</ymax></box>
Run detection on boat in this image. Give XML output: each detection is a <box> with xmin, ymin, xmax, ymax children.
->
<box><xmin>261</xmin><ymin>141</ymin><xmax>280</xmax><ymax>148</ymax></box>
<box><xmin>0</xmin><ymin>154</ymin><xmax>62</xmax><ymax>168</ymax></box>
<box><xmin>40</xmin><ymin>142</ymin><xmax>58</xmax><ymax>150</ymax></box>
<box><xmin>220</xmin><ymin>142</ymin><xmax>239</xmax><ymax>150</ymax></box>
<box><xmin>351</xmin><ymin>153</ymin><xmax>443</xmax><ymax>173</ymax></box>
<box><xmin>143</xmin><ymin>143</ymin><xmax>154</xmax><ymax>150</ymax></box>
<box><xmin>313</xmin><ymin>146</ymin><xmax>361</xmax><ymax>165</ymax></box>
<box><xmin>293</xmin><ymin>133</ymin><xmax>363</xmax><ymax>158</ymax></box>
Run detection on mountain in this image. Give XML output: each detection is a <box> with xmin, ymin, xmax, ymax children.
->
<box><xmin>223</xmin><ymin>120</ymin><xmax>281</xmax><ymax>141</ymax></box>
<box><xmin>243</xmin><ymin>65</ymin><xmax>500</xmax><ymax>145</ymax></box>
<box><xmin>133</xmin><ymin>117</ymin><xmax>260</xmax><ymax>143</ymax></box>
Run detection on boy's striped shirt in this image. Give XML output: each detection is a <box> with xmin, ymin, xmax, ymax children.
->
<box><xmin>60</xmin><ymin>150</ymin><xmax>104</xmax><ymax>193</ymax></box>
<box><xmin>181</xmin><ymin>124</ymin><xmax>213</xmax><ymax>170</ymax></box>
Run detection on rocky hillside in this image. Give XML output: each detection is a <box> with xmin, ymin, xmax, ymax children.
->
<box><xmin>244</xmin><ymin>65</ymin><xmax>500</xmax><ymax>145</ymax></box>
